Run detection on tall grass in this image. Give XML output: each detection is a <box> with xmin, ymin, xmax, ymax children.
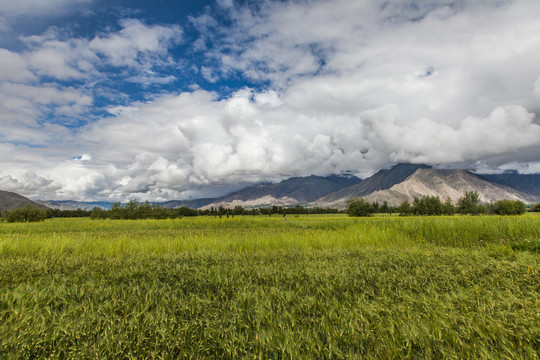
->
<box><xmin>1</xmin><ymin>215</ymin><xmax>539</xmax><ymax>257</ymax></box>
<box><xmin>0</xmin><ymin>215</ymin><xmax>539</xmax><ymax>358</ymax></box>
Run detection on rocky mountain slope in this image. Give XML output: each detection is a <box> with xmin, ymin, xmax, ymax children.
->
<box><xmin>37</xmin><ymin>200</ymin><xmax>115</xmax><ymax>210</ymax></box>
<box><xmin>160</xmin><ymin>198</ymin><xmax>217</xmax><ymax>209</ymax></box>
<box><xmin>4</xmin><ymin>164</ymin><xmax>539</xmax><ymax>211</ymax></box>
<box><xmin>0</xmin><ymin>190</ymin><xmax>49</xmax><ymax>212</ymax></box>
<box><xmin>317</xmin><ymin>168</ymin><xmax>537</xmax><ymax>209</ymax></box>
<box><xmin>202</xmin><ymin>174</ymin><xmax>361</xmax><ymax>209</ymax></box>
<box><xmin>476</xmin><ymin>172</ymin><xmax>540</xmax><ymax>196</ymax></box>
<box><xmin>314</xmin><ymin>163</ymin><xmax>430</xmax><ymax>208</ymax></box>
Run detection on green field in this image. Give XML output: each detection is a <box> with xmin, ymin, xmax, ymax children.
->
<box><xmin>1</xmin><ymin>215</ymin><xmax>539</xmax><ymax>359</ymax></box>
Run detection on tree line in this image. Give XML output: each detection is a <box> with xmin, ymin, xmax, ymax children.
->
<box><xmin>347</xmin><ymin>191</ymin><xmax>531</xmax><ymax>217</ymax></box>
<box><xmin>0</xmin><ymin>201</ymin><xmax>340</xmax><ymax>222</ymax></box>
<box><xmin>2</xmin><ymin>194</ymin><xmax>539</xmax><ymax>222</ymax></box>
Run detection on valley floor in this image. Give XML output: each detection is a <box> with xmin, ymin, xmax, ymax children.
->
<box><xmin>0</xmin><ymin>215</ymin><xmax>539</xmax><ymax>358</ymax></box>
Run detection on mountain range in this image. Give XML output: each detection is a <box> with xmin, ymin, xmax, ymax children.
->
<box><xmin>2</xmin><ymin>164</ymin><xmax>540</xmax><ymax>212</ymax></box>
<box><xmin>200</xmin><ymin>174</ymin><xmax>362</xmax><ymax>209</ymax></box>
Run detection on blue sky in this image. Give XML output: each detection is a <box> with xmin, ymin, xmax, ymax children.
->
<box><xmin>1</xmin><ymin>0</ymin><xmax>540</xmax><ymax>202</ymax></box>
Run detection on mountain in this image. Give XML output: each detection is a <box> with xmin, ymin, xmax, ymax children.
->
<box><xmin>39</xmin><ymin>199</ymin><xmax>218</xmax><ymax>210</ymax></box>
<box><xmin>315</xmin><ymin>163</ymin><xmax>430</xmax><ymax>208</ymax></box>
<box><xmin>475</xmin><ymin>171</ymin><xmax>540</xmax><ymax>197</ymax></box>
<box><xmin>202</xmin><ymin>174</ymin><xmax>362</xmax><ymax>209</ymax></box>
<box><xmin>316</xmin><ymin>167</ymin><xmax>537</xmax><ymax>209</ymax></box>
<box><xmin>11</xmin><ymin>163</ymin><xmax>540</xmax><ymax>212</ymax></box>
<box><xmin>37</xmin><ymin>200</ymin><xmax>116</xmax><ymax>210</ymax></box>
<box><xmin>0</xmin><ymin>190</ymin><xmax>49</xmax><ymax>212</ymax></box>
<box><xmin>160</xmin><ymin>198</ymin><xmax>217</xmax><ymax>209</ymax></box>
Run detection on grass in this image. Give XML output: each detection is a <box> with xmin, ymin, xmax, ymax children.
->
<box><xmin>0</xmin><ymin>215</ymin><xmax>539</xmax><ymax>358</ymax></box>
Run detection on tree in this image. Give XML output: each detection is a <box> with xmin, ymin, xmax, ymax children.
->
<box><xmin>346</xmin><ymin>198</ymin><xmax>374</xmax><ymax>217</ymax></box>
<box><xmin>531</xmin><ymin>203</ymin><xmax>540</xmax><ymax>212</ymax></box>
<box><xmin>397</xmin><ymin>200</ymin><xmax>413</xmax><ymax>216</ymax></box>
<box><xmin>457</xmin><ymin>191</ymin><xmax>481</xmax><ymax>215</ymax></box>
<box><xmin>493</xmin><ymin>200</ymin><xmax>526</xmax><ymax>215</ymax></box>
<box><xmin>412</xmin><ymin>196</ymin><xmax>444</xmax><ymax>216</ymax></box>
<box><xmin>233</xmin><ymin>206</ymin><xmax>245</xmax><ymax>216</ymax></box>
<box><xmin>380</xmin><ymin>201</ymin><xmax>389</xmax><ymax>215</ymax></box>
<box><xmin>90</xmin><ymin>207</ymin><xmax>107</xmax><ymax>219</ymax></box>
<box><xmin>443</xmin><ymin>197</ymin><xmax>455</xmax><ymax>215</ymax></box>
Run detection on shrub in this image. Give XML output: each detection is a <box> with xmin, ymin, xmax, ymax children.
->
<box><xmin>493</xmin><ymin>200</ymin><xmax>526</xmax><ymax>215</ymax></box>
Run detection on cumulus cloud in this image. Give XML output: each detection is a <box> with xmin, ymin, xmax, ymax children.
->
<box><xmin>88</xmin><ymin>19</ymin><xmax>182</xmax><ymax>68</ymax></box>
<box><xmin>0</xmin><ymin>18</ymin><xmax>183</xmax><ymax>158</ymax></box>
<box><xmin>0</xmin><ymin>83</ymin><xmax>92</xmax><ymax>154</ymax></box>
<box><xmin>2</xmin><ymin>0</ymin><xmax>540</xmax><ymax>201</ymax></box>
<box><xmin>20</xmin><ymin>19</ymin><xmax>182</xmax><ymax>80</ymax></box>
<box><xmin>25</xmin><ymin>87</ymin><xmax>536</xmax><ymax>201</ymax></box>
<box><xmin>198</xmin><ymin>0</ymin><xmax>540</xmax><ymax>119</ymax></box>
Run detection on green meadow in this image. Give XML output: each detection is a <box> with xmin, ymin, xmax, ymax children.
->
<box><xmin>0</xmin><ymin>215</ymin><xmax>539</xmax><ymax>359</ymax></box>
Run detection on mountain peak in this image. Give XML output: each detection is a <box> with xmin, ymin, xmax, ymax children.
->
<box><xmin>362</xmin><ymin>168</ymin><xmax>536</xmax><ymax>206</ymax></box>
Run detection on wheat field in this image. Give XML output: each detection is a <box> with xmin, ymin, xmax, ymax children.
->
<box><xmin>1</xmin><ymin>215</ymin><xmax>539</xmax><ymax>358</ymax></box>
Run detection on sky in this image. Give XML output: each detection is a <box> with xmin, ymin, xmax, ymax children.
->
<box><xmin>1</xmin><ymin>0</ymin><xmax>540</xmax><ymax>202</ymax></box>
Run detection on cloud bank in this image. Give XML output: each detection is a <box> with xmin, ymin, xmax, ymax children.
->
<box><xmin>1</xmin><ymin>0</ymin><xmax>540</xmax><ymax>201</ymax></box>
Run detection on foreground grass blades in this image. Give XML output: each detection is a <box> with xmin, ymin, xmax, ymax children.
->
<box><xmin>0</xmin><ymin>215</ymin><xmax>539</xmax><ymax>358</ymax></box>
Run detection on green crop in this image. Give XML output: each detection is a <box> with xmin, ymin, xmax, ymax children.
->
<box><xmin>0</xmin><ymin>215</ymin><xmax>539</xmax><ymax>358</ymax></box>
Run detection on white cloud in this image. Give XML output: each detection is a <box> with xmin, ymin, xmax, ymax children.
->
<box><xmin>204</xmin><ymin>0</ymin><xmax>540</xmax><ymax>120</ymax></box>
<box><xmin>0</xmin><ymin>82</ymin><xmax>91</xmax><ymax>129</ymax></box>
<box><xmin>25</xmin><ymin>37</ymin><xmax>94</xmax><ymax>79</ymax></box>
<box><xmin>200</xmin><ymin>66</ymin><xmax>219</xmax><ymax>83</ymax></box>
<box><xmin>30</xmin><ymin>86</ymin><xmax>536</xmax><ymax>201</ymax></box>
<box><xmin>19</xmin><ymin>19</ymin><xmax>182</xmax><ymax>80</ymax></box>
<box><xmin>127</xmin><ymin>74</ymin><xmax>176</xmax><ymax>85</ymax></box>
<box><xmin>2</xmin><ymin>0</ymin><xmax>540</xmax><ymax>201</ymax></box>
<box><xmin>0</xmin><ymin>18</ymin><xmax>182</xmax><ymax>160</ymax></box>
<box><xmin>89</xmin><ymin>19</ymin><xmax>182</xmax><ymax>68</ymax></box>
<box><xmin>0</xmin><ymin>49</ymin><xmax>36</xmax><ymax>82</ymax></box>
<box><xmin>0</xmin><ymin>0</ymin><xmax>92</xmax><ymax>18</ymax></box>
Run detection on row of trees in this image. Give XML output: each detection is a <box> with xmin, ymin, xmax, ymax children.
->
<box><xmin>347</xmin><ymin>191</ymin><xmax>529</xmax><ymax>217</ymax></box>
<box><xmin>90</xmin><ymin>201</ymin><xmax>199</xmax><ymax>220</ymax></box>
<box><xmin>208</xmin><ymin>205</ymin><xmax>338</xmax><ymax>218</ymax></box>
<box><xmin>1</xmin><ymin>206</ymin><xmax>105</xmax><ymax>222</ymax></box>
<box><xmin>0</xmin><ymin>202</ymin><xmax>340</xmax><ymax>222</ymax></box>
<box><xmin>1</xmin><ymin>204</ymin><xmax>48</xmax><ymax>222</ymax></box>
<box><xmin>91</xmin><ymin>202</ymin><xmax>338</xmax><ymax>220</ymax></box>
<box><xmin>2</xmin><ymin>194</ymin><xmax>538</xmax><ymax>222</ymax></box>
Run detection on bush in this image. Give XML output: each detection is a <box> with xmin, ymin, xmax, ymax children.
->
<box><xmin>493</xmin><ymin>200</ymin><xmax>526</xmax><ymax>215</ymax></box>
<box><xmin>1</xmin><ymin>204</ymin><xmax>47</xmax><ymax>222</ymax></box>
<box><xmin>346</xmin><ymin>198</ymin><xmax>374</xmax><ymax>217</ymax></box>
